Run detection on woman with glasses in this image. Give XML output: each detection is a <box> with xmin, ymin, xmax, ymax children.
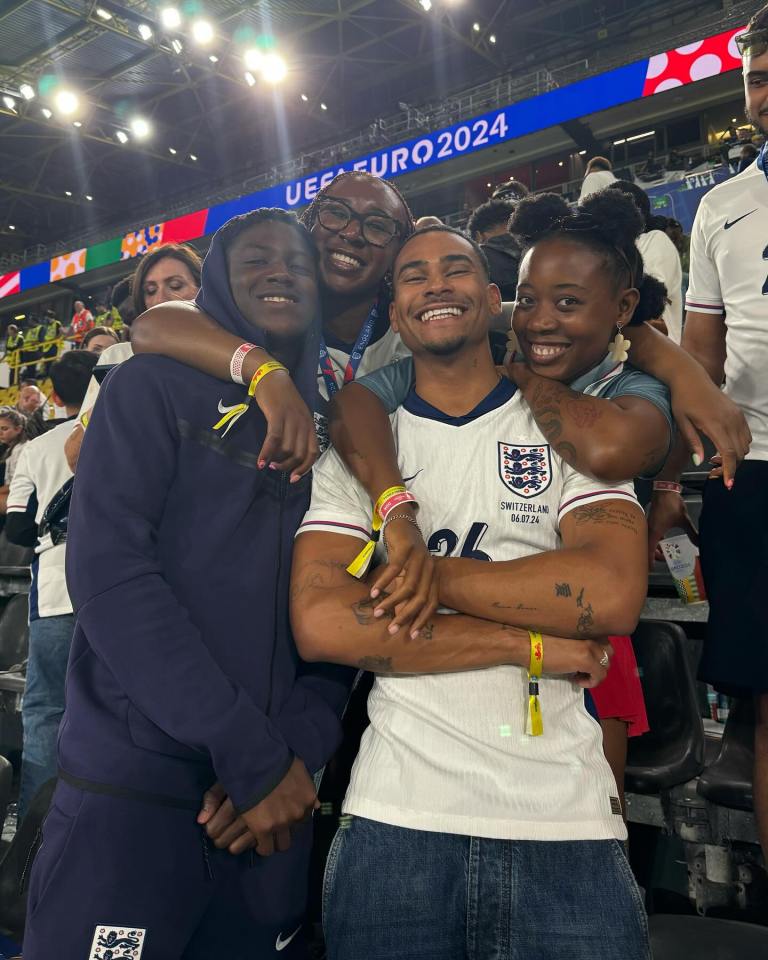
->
<box><xmin>130</xmin><ymin>171</ymin><xmax>415</xmax><ymax>474</ymax></box>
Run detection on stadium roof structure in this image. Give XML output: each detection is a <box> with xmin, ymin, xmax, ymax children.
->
<box><xmin>0</xmin><ymin>0</ymin><xmax>753</xmax><ymax>261</ymax></box>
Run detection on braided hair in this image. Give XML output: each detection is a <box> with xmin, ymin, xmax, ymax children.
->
<box><xmin>508</xmin><ymin>189</ymin><xmax>668</xmax><ymax>326</ymax></box>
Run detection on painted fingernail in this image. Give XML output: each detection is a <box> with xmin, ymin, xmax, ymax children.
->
<box><xmin>411</xmin><ymin>629</ymin><xmax>420</xmax><ymax>640</ymax></box>
<box><xmin>692</xmin><ymin>453</ymin><xmax>703</xmax><ymax>466</ymax></box>
<box><xmin>726</xmin><ymin>479</ymin><xmax>734</xmax><ymax>490</ymax></box>
<box><xmin>388</xmin><ymin>624</ymin><xmax>400</xmax><ymax>635</ymax></box>
<box><xmin>258</xmin><ymin>460</ymin><xmax>265</xmax><ymax>469</ymax></box>
<box><xmin>269</xmin><ymin>463</ymin><xmax>278</xmax><ymax>471</ymax></box>
<box><xmin>374</xmin><ymin>608</ymin><xmax>384</xmax><ymax>618</ymax></box>
<box><xmin>370</xmin><ymin>588</ymin><xmax>380</xmax><ymax>598</ymax></box>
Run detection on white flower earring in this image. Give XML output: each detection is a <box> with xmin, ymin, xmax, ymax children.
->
<box><xmin>608</xmin><ymin>323</ymin><xmax>631</xmax><ymax>363</ymax></box>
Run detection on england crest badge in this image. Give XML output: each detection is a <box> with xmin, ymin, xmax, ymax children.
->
<box><xmin>498</xmin><ymin>443</ymin><xmax>552</xmax><ymax>498</ymax></box>
<box><xmin>89</xmin><ymin>925</ymin><xmax>146</xmax><ymax>959</ymax></box>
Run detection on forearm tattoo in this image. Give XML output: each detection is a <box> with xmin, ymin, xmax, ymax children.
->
<box><xmin>570</xmin><ymin>503</ymin><xmax>641</xmax><ymax>534</ymax></box>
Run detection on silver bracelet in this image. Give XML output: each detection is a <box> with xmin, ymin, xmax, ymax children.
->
<box><xmin>382</xmin><ymin>511</ymin><xmax>420</xmax><ymax>545</ymax></box>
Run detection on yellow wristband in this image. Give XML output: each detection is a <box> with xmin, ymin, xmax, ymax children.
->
<box><xmin>248</xmin><ymin>360</ymin><xmax>288</xmax><ymax>396</ymax></box>
<box><xmin>374</xmin><ymin>485</ymin><xmax>407</xmax><ymax>521</ymax></box>
<box><xmin>527</xmin><ymin>631</ymin><xmax>543</xmax><ymax>737</ymax></box>
<box><xmin>528</xmin><ymin>631</ymin><xmax>543</xmax><ymax>677</ymax></box>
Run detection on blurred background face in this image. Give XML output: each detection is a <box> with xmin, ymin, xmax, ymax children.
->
<box><xmin>310</xmin><ymin>175</ymin><xmax>408</xmax><ymax>300</ymax></box>
<box><xmin>0</xmin><ymin>418</ymin><xmax>23</xmax><ymax>445</ymax></box>
<box><xmin>141</xmin><ymin>256</ymin><xmax>200</xmax><ymax>311</ymax></box>
<box><xmin>17</xmin><ymin>386</ymin><xmax>43</xmax><ymax>414</ymax></box>
<box><xmin>84</xmin><ymin>334</ymin><xmax>118</xmax><ymax>355</ymax></box>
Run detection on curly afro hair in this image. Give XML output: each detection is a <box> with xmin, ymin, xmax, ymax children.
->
<box><xmin>508</xmin><ymin>188</ymin><xmax>668</xmax><ymax>326</ymax></box>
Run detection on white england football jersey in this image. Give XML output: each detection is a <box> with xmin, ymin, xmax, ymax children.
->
<box><xmin>299</xmin><ymin>378</ymin><xmax>638</xmax><ymax>841</ymax></box>
<box><xmin>685</xmin><ymin>159</ymin><xmax>768</xmax><ymax>460</ymax></box>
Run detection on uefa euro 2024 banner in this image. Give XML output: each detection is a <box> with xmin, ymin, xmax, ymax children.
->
<box><xmin>0</xmin><ymin>25</ymin><xmax>746</xmax><ymax>301</ymax></box>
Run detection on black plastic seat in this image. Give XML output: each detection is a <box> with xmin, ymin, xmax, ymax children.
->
<box><xmin>625</xmin><ymin>620</ymin><xmax>705</xmax><ymax>794</ymax></box>
<box><xmin>649</xmin><ymin>914</ymin><xmax>768</xmax><ymax>959</ymax></box>
<box><xmin>0</xmin><ymin>595</ymin><xmax>29</xmax><ymax>672</ymax></box>
<box><xmin>698</xmin><ymin>698</ymin><xmax>754</xmax><ymax>811</ymax></box>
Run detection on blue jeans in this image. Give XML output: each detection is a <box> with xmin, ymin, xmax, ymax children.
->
<box><xmin>323</xmin><ymin>817</ymin><xmax>650</xmax><ymax>960</ymax></box>
<box><xmin>18</xmin><ymin>613</ymin><xmax>74</xmax><ymax>821</ymax></box>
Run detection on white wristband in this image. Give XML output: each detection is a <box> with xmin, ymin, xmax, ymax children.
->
<box><xmin>230</xmin><ymin>343</ymin><xmax>259</xmax><ymax>385</ymax></box>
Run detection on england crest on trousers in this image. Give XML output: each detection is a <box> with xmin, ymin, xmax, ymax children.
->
<box><xmin>498</xmin><ymin>443</ymin><xmax>552</xmax><ymax>498</ymax></box>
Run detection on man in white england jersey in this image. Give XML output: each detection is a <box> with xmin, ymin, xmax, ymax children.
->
<box><xmin>647</xmin><ymin>4</ymin><xmax>768</xmax><ymax>860</ymax></box>
<box><xmin>291</xmin><ymin>225</ymin><xmax>649</xmax><ymax>960</ymax></box>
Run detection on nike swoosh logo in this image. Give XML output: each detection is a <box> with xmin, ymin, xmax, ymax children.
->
<box><xmin>217</xmin><ymin>399</ymin><xmax>241</xmax><ymax>414</ymax></box>
<box><xmin>724</xmin><ymin>210</ymin><xmax>757</xmax><ymax>229</ymax></box>
<box><xmin>402</xmin><ymin>469</ymin><xmax>423</xmax><ymax>483</ymax></box>
<box><xmin>275</xmin><ymin>926</ymin><xmax>302</xmax><ymax>951</ymax></box>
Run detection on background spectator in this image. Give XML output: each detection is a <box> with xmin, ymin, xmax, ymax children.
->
<box><xmin>0</xmin><ymin>407</ymin><xmax>28</xmax><ymax>511</ymax></box>
<box><xmin>81</xmin><ymin>326</ymin><xmax>119</xmax><ymax>356</ymax></box>
<box><xmin>466</xmin><ymin>197</ymin><xmax>524</xmax><ymax>301</ymax></box>
<box><xmin>579</xmin><ymin>156</ymin><xmax>617</xmax><ymax>201</ymax></box>
<box><xmin>739</xmin><ymin>142</ymin><xmax>760</xmax><ymax>172</ymax></box>
<box><xmin>131</xmin><ymin>242</ymin><xmax>202</xmax><ymax>316</ymax></box>
<box><xmin>20</xmin><ymin>316</ymin><xmax>43</xmax><ymax>381</ymax></box>
<box><xmin>610</xmin><ymin>180</ymin><xmax>684</xmax><ymax>342</ymax></box>
<box><xmin>2</xmin><ymin>323</ymin><xmax>24</xmax><ymax>387</ymax></box>
<box><xmin>69</xmin><ymin>300</ymin><xmax>94</xmax><ymax>346</ymax></box>
<box><xmin>40</xmin><ymin>309</ymin><xmax>63</xmax><ymax>379</ymax></box>
<box><xmin>6</xmin><ymin>350</ymin><xmax>99</xmax><ymax>821</ymax></box>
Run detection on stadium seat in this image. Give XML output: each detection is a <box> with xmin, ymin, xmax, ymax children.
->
<box><xmin>649</xmin><ymin>914</ymin><xmax>768</xmax><ymax>959</ymax></box>
<box><xmin>625</xmin><ymin>621</ymin><xmax>705</xmax><ymax>793</ymax></box>
<box><xmin>697</xmin><ymin>698</ymin><xmax>754</xmax><ymax>812</ymax></box>
<box><xmin>0</xmin><ymin>596</ymin><xmax>29</xmax><ymax>672</ymax></box>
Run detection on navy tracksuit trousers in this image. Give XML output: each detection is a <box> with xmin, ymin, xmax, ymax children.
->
<box><xmin>23</xmin><ymin>780</ymin><xmax>311</xmax><ymax>959</ymax></box>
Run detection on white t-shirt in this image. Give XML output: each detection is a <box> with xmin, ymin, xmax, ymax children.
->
<box><xmin>685</xmin><ymin>160</ymin><xmax>768</xmax><ymax>460</ymax></box>
<box><xmin>637</xmin><ymin>230</ymin><xmax>683</xmax><ymax>344</ymax></box>
<box><xmin>299</xmin><ymin>378</ymin><xmax>637</xmax><ymax>841</ymax></box>
<box><xmin>79</xmin><ymin>341</ymin><xmax>134</xmax><ymax>415</ymax></box>
<box><xmin>7</xmin><ymin>420</ymin><xmax>75</xmax><ymax>619</ymax></box>
<box><xmin>579</xmin><ymin>169</ymin><xmax>617</xmax><ymax>201</ymax></box>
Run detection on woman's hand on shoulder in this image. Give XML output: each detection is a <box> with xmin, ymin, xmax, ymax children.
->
<box><xmin>252</xmin><ymin>370</ymin><xmax>319</xmax><ymax>482</ymax></box>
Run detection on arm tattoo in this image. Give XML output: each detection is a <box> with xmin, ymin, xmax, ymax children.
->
<box><xmin>492</xmin><ymin>601</ymin><xmax>539</xmax><ymax>612</ymax></box>
<box><xmin>570</xmin><ymin>503</ymin><xmax>640</xmax><ymax>534</ymax></box>
<box><xmin>575</xmin><ymin>586</ymin><xmax>596</xmax><ymax>637</ymax></box>
<box><xmin>528</xmin><ymin>381</ymin><xmax>581</xmax><ymax>465</ymax></box>
<box><xmin>357</xmin><ymin>655</ymin><xmax>394</xmax><ymax>673</ymax></box>
<box><xmin>554</xmin><ymin>582</ymin><xmax>572</xmax><ymax>598</ymax></box>
<box><xmin>351</xmin><ymin>596</ymin><xmax>393</xmax><ymax>626</ymax></box>
<box><xmin>290</xmin><ymin>558</ymin><xmax>349</xmax><ymax>602</ymax></box>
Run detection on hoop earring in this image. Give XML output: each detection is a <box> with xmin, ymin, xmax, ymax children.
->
<box><xmin>608</xmin><ymin>322</ymin><xmax>631</xmax><ymax>363</ymax></box>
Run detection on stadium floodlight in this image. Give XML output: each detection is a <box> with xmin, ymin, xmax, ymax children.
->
<box><xmin>73</xmin><ymin>120</ymin><xmax>82</xmax><ymax>127</ymax></box>
<box><xmin>138</xmin><ymin>23</ymin><xmax>153</xmax><ymax>41</ymax></box>
<box><xmin>8</xmin><ymin>225</ymin><xmax>15</xmax><ymax>231</ymax></box>
<box><xmin>300</xmin><ymin>93</ymin><xmax>308</xmax><ymax>101</ymax></box>
<box><xmin>41</xmin><ymin>107</ymin><xmax>52</xmax><ymax>118</ymax></box>
<box><xmin>244</xmin><ymin>48</ymin><xmax>263</xmax><ymax>72</ymax></box>
<box><xmin>161</xmin><ymin>6</ymin><xmax>182</xmax><ymax>29</ymax></box>
<box><xmin>115</xmin><ymin>129</ymin><xmax>129</xmax><ymax>143</ymax></box>
<box><xmin>86</xmin><ymin>195</ymin><xmax>93</xmax><ymax>201</ymax></box>
<box><xmin>130</xmin><ymin>116</ymin><xmax>151</xmax><ymax>139</ymax></box>
<box><xmin>170</xmin><ymin>38</ymin><xmax>183</xmax><ymax>54</ymax></box>
<box><xmin>626</xmin><ymin>129</ymin><xmax>655</xmax><ymax>142</ymax></box>
<box><xmin>473</xmin><ymin>22</ymin><xmax>480</xmax><ymax>32</ymax></box>
<box><xmin>419</xmin><ymin>0</ymin><xmax>432</xmax><ymax>10</ymax></box>
<box><xmin>320</xmin><ymin>102</ymin><xmax>327</xmax><ymax>110</ymax></box>
<box><xmin>55</xmin><ymin>89</ymin><xmax>79</xmax><ymax>115</ymax></box>
<box><xmin>208</xmin><ymin>54</ymin><xmax>218</xmax><ymax>63</ymax></box>
<box><xmin>2</xmin><ymin>96</ymin><xmax>17</xmax><ymax>112</ymax></box>
<box><xmin>65</xmin><ymin>190</ymin><xmax>73</xmax><ymax>197</ymax></box>
<box><xmin>95</xmin><ymin>7</ymin><xmax>112</xmax><ymax>20</ymax></box>
<box><xmin>244</xmin><ymin>71</ymin><xmax>256</xmax><ymax>87</ymax></box>
<box><xmin>261</xmin><ymin>52</ymin><xmax>287</xmax><ymax>84</ymax></box>
<box><xmin>192</xmin><ymin>20</ymin><xmax>214</xmax><ymax>45</ymax></box>
<box><xmin>489</xmin><ymin>34</ymin><xmax>496</xmax><ymax>43</ymax></box>
<box><xmin>168</xmin><ymin>146</ymin><xmax>177</xmax><ymax>154</ymax></box>
<box><xmin>189</xmin><ymin>153</ymin><xmax>198</xmax><ymax>161</ymax></box>
<box><xmin>19</xmin><ymin>83</ymin><xmax>35</xmax><ymax>101</ymax></box>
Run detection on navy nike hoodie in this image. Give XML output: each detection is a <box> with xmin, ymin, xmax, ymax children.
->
<box><xmin>62</xmin><ymin>218</ymin><xmax>351</xmax><ymax>813</ymax></box>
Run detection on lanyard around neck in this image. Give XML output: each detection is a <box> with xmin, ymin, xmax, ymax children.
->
<box><xmin>318</xmin><ymin>302</ymin><xmax>379</xmax><ymax>397</ymax></box>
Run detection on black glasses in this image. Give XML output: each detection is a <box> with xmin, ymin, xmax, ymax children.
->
<box><xmin>736</xmin><ymin>28</ymin><xmax>768</xmax><ymax>58</ymax></box>
<box><xmin>315</xmin><ymin>196</ymin><xmax>403</xmax><ymax>247</ymax></box>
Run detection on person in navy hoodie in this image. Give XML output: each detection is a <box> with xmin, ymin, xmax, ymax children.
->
<box><xmin>23</xmin><ymin>209</ymin><xmax>351</xmax><ymax>960</ymax></box>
